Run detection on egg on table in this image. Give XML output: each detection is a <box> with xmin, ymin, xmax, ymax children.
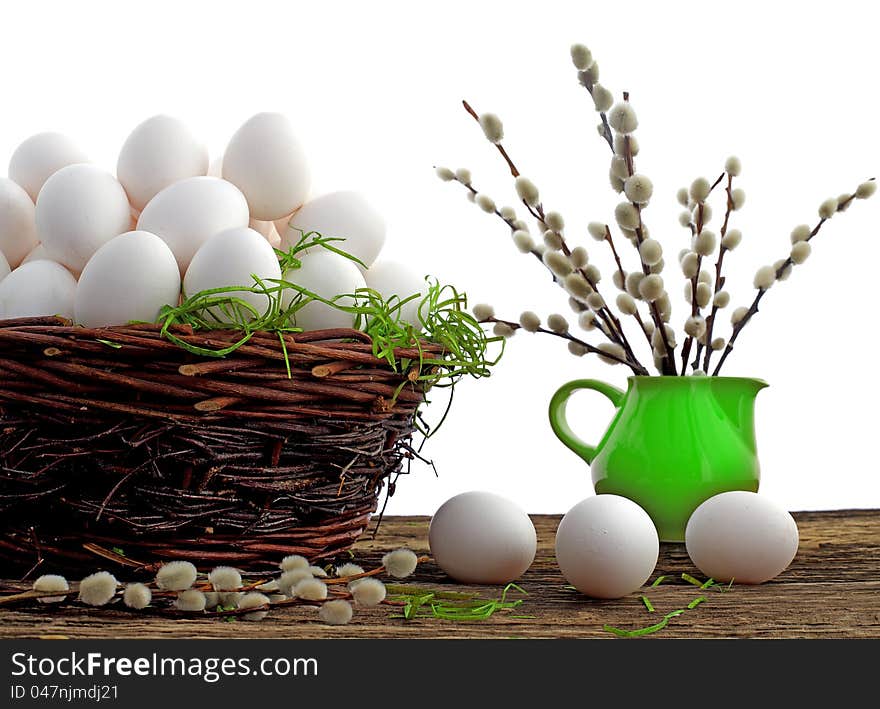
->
<box><xmin>117</xmin><ymin>114</ymin><xmax>209</xmax><ymax>211</ymax></box>
<box><xmin>0</xmin><ymin>259</ymin><xmax>77</xmax><ymax>319</ymax></box>
<box><xmin>183</xmin><ymin>226</ymin><xmax>281</xmax><ymax>321</ymax></box>
<box><xmin>281</xmin><ymin>249</ymin><xmax>366</xmax><ymax>331</ymax></box>
<box><xmin>8</xmin><ymin>131</ymin><xmax>89</xmax><ymax>201</ymax></box>
<box><xmin>75</xmin><ymin>231</ymin><xmax>181</xmax><ymax>327</ymax></box>
<box><xmin>222</xmin><ymin>112</ymin><xmax>311</xmax><ymax>221</ymax></box>
<box><xmin>364</xmin><ymin>259</ymin><xmax>427</xmax><ymax>328</ymax></box>
<box><xmin>685</xmin><ymin>491</ymin><xmax>799</xmax><ymax>584</ymax></box>
<box><xmin>428</xmin><ymin>491</ymin><xmax>537</xmax><ymax>584</ymax></box>
<box><xmin>555</xmin><ymin>495</ymin><xmax>659</xmax><ymax>599</ymax></box>
<box><xmin>137</xmin><ymin>176</ymin><xmax>249</xmax><ymax>272</ymax></box>
<box><xmin>279</xmin><ymin>190</ymin><xmax>385</xmax><ymax>269</ymax></box>
<box><xmin>0</xmin><ymin>178</ymin><xmax>40</xmax><ymax>267</ymax></box>
<box><xmin>0</xmin><ymin>251</ymin><xmax>10</xmax><ymax>281</ymax></box>
<box><xmin>35</xmin><ymin>164</ymin><xmax>131</xmax><ymax>273</ymax></box>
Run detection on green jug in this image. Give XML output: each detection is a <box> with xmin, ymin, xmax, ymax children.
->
<box><xmin>548</xmin><ymin>376</ymin><xmax>767</xmax><ymax>541</ymax></box>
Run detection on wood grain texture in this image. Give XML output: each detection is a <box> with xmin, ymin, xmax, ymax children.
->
<box><xmin>1</xmin><ymin>510</ymin><xmax>877</xmax><ymax>639</ymax></box>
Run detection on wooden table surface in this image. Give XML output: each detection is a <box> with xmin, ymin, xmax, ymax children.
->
<box><xmin>1</xmin><ymin>510</ymin><xmax>877</xmax><ymax>639</ymax></box>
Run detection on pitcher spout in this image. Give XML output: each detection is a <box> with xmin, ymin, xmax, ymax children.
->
<box><xmin>712</xmin><ymin>377</ymin><xmax>767</xmax><ymax>444</ymax></box>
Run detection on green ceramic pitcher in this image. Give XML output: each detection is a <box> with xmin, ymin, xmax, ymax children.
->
<box><xmin>548</xmin><ymin>376</ymin><xmax>767</xmax><ymax>541</ymax></box>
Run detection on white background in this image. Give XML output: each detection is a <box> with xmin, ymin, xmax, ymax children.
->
<box><xmin>1</xmin><ymin>0</ymin><xmax>877</xmax><ymax>515</ymax></box>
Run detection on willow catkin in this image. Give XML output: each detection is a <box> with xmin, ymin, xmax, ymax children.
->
<box><xmin>155</xmin><ymin>561</ymin><xmax>196</xmax><ymax>591</ymax></box>
<box><xmin>238</xmin><ymin>592</ymin><xmax>270</xmax><ymax>621</ymax></box>
<box><xmin>382</xmin><ymin>549</ymin><xmax>419</xmax><ymax>578</ymax></box>
<box><xmin>478</xmin><ymin>113</ymin><xmax>504</xmax><ymax>143</ymax></box>
<box><xmin>280</xmin><ymin>554</ymin><xmax>310</xmax><ymax>572</ymax></box>
<box><xmin>690</xmin><ymin>177</ymin><xmax>710</xmax><ymax>203</ymax></box>
<box><xmin>515</xmin><ymin>177</ymin><xmax>540</xmax><ymax>206</ymax></box>
<box><xmin>33</xmin><ymin>575</ymin><xmax>69</xmax><ymax>604</ymax></box>
<box><xmin>208</xmin><ymin>566</ymin><xmax>242</xmax><ymax>592</ymax></box>
<box><xmin>319</xmin><ymin>600</ymin><xmax>353</xmax><ymax>626</ymax></box>
<box><xmin>608</xmin><ymin>103</ymin><xmax>638</xmax><ymax>134</ymax></box>
<box><xmin>519</xmin><ymin>311</ymin><xmax>541</xmax><ymax>332</ymax></box>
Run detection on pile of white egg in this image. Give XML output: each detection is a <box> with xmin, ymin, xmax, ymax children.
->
<box><xmin>0</xmin><ymin>114</ymin><xmax>426</xmax><ymax>329</ymax></box>
<box><xmin>428</xmin><ymin>489</ymin><xmax>799</xmax><ymax>598</ymax></box>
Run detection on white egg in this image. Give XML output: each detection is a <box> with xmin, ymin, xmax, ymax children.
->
<box><xmin>35</xmin><ymin>164</ymin><xmax>131</xmax><ymax>273</ymax></box>
<box><xmin>75</xmin><ymin>231</ymin><xmax>181</xmax><ymax>327</ymax></box>
<box><xmin>0</xmin><ymin>251</ymin><xmax>10</xmax><ymax>281</ymax></box>
<box><xmin>183</xmin><ymin>226</ymin><xmax>281</xmax><ymax>321</ymax></box>
<box><xmin>117</xmin><ymin>114</ymin><xmax>209</xmax><ymax>211</ymax></box>
<box><xmin>555</xmin><ymin>495</ymin><xmax>659</xmax><ymax>599</ymax></box>
<box><xmin>279</xmin><ymin>191</ymin><xmax>386</xmax><ymax>268</ymax></box>
<box><xmin>281</xmin><ymin>250</ymin><xmax>366</xmax><ymax>331</ymax></box>
<box><xmin>137</xmin><ymin>176</ymin><xmax>249</xmax><ymax>272</ymax></box>
<box><xmin>22</xmin><ymin>243</ymin><xmax>49</xmax><ymax>264</ymax></box>
<box><xmin>685</xmin><ymin>491</ymin><xmax>799</xmax><ymax>584</ymax></box>
<box><xmin>0</xmin><ymin>178</ymin><xmax>40</xmax><ymax>267</ymax></box>
<box><xmin>249</xmin><ymin>217</ymin><xmax>281</xmax><ymax>247</ymax></box>
<box><xmin>364</xmin><ymin>260</ymin><xmax>427</xmax><ymax>328</ymax></box>
<box><xmin>428</xmin><ymin>491</ymin><xmax>536</xmax><ymax>584</ymax></box>
<box><xmin>222</xmin><ymin>112</ymin><xmax>311</xmax><ymax>220</ymax></box>
<box><xmin>8</xmin><ymin>131</ymin><xmax>89</xmax><ymax>201</ymax></box>
<box><xmin>0</xmin><ymin>260</ymin><xmax>77</xmax><ymax>319</ymax></box>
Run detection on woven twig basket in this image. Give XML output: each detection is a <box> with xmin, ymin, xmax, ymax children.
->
<box><xmin>0</xmin><ymin>316</ymin><xmax>441</xmax><ymax>574</ymax></box>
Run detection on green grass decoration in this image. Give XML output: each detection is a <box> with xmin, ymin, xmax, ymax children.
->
<box><xmin>603</xmin><ymin>573</ymin><xmax>735</xmax><ymax>638</ymax></box>
<box><xmin>384</xmin><ymin>585</ymin><xmax>476</xmax><ymax>601</ymax></box>
<box><xmin>604</xmin><ymin>609</ymin><xmax>686</xmax><ymax>638</ymax></box>
<box><xmin>681</xmin><ymin>573</ymin><xmax>704</xmax><ymax>588</ymax></box>
<box><xmin>389</xmin><ymin>583</ymin><xmax>527</xmax><ymax>622</ymax></box>
<box><xmin>156</xmin><ymin>231</ymin><xmax>501</xmax><ymax>398</ymax></box>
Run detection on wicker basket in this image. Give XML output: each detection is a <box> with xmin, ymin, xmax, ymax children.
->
<box><xmin>0</xmin><ymin>316</ymin><xmax>441</xmax><ymax>574</ymax></box>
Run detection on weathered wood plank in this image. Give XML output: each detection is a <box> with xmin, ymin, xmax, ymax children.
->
<box><xmin>1</xmin><ymin>510</ymin><xmax>877</xmax><ymax>639</ymax></box>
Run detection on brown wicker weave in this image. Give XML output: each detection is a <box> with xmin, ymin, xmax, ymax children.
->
<box><xmin>0</xmin><ymin>316</ymin><xmax>442</xmax><ymax>574</ymax></box>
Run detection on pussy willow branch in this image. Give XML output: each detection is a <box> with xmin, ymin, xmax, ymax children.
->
<box><xmin>0</xmin><ymin>557</ymin><xmax>432</xmax><ymax>609</ymax></box>
<box><xmin>444</xmin><ymin>174</ymin><xmax>635</xmax><ymax>352</ymax></box>
<box><xmin>481</xmin><ymin>316</ymin><xmax>648</xmax><ymax>374</ymax></box>
<box><xmin>447</xmin><ymin>174</ymin><xmax>542</xmax><ymax>261</ymax></box>
<box><xmin>461</xmin><ymin>100</ymin><xmax>628</xmax><ymax>345</ymax></box>
<box><xmin>577</xmin><ymin>79</ymin><xmax>614</xmax><ymax>151</ymax></box>
<box><xmin>701</xmin><ymin>173</ymin><xmax>736</xmax><ymax>372</ymax></box>
<box><xmin>604</xmin><ymin>225</ymin><xmax>652</xmax><ymax>345</ymax></box>
<box><xmin>617</xmin><ymin>93</ymin><xmax>677</xmax><ymax>374</ymax></box>
<box><xmin>461</xmin><ymin>99</ymin><xmax>642</xmax><ymax>369</ymax></box>
<box><xmin>679</xmin><ymin>201</ymin><xmax>705</xmax><ymax>373</ymax></box>
<box><xmin>462</xmin><ymin>99</ymin><xmax>520</xmax><ymax>178</ymax></box>
<box><xmin>572</xmin><ymin>82</ymin><xmax>653</xmax><ymax>353</ymax></box>
<box><xmin>712</xmin><ymin>184</ymin><xmax>871</xmax><ymax>375</ymax></box>
<box><xmin>680</xmin><ymin>171</ymin><xmax>727</xmax><ymax>373</ymax></box>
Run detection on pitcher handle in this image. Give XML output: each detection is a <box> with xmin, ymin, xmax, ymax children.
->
<box><xmin>548</xmin><ymin>379</ymin><xmax>625</xmax><ymax>464</ymax></box>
